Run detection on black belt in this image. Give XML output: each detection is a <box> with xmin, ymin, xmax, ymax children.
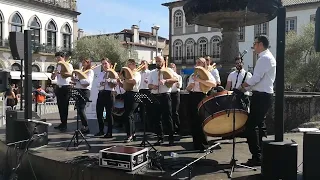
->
<box><xmin>252</xmin><ymin>91</ymin><xmax>272</xmax><ymax>95</ymax></box>
<box><xmin>99</xmin><ymin>90</ymin><xmax>113</xmax><ymax>93</ymax></box>
<box><xmin>153</xmin><ymin>93</ymin><xmax>170</xmax><ymax>96</ymax></box>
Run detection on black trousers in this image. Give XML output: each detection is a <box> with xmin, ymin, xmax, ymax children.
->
<box><xmin>55</xmin><ymin>86</ymin><xmax>71</xmax><ymax>125</ymax></box>
<box><xmin>171</xmin><ymin>92</ymin><xmax>181</xmax><ymax>133</ymax></box>
<box><xmin>75</xmin><ymin>89</ymin><xmax>90</xmax><ymax>127</ymax></box>
<box><xmin>151</xmin><ymin>93</ymin><xmax>174</xmax><ymax>140</ymax></box>
<box><xmin>189</xmin><ymin>92</ymin><xmax>208</xmax><ymax>150</ymax></box>
<box><xmin>246</xmin><ymin>91</ymin><xmax>272</xmax><ymax>160</ymax></box>
<box><xmin>96</xmin><ymin>90</ymin><xmax>114</xmax><ymax>134</ymax></box>
<box><xmin>139</xmin><ymin>89</ymin><xmax>152</xmax><ymax>128</ymax></box>
<box><xmin>123</xmin><ymin>91</ymin><xmax>139</xmax><ymax>137</ymax></box>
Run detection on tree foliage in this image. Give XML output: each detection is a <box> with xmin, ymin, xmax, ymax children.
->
<box><xmin>285</xmin><ymin>23</ymin><xmax>320</xmax><ymax>91</ymax></box>
<box><xmin>71</xmin><ymin>36</ymin><xmax>138</xmax><ymax>70</ymax></box>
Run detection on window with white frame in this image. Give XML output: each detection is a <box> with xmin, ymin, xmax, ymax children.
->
<box><xmin>174</xmin><ymin>10</ymin><xmax>183</xmax><ymax>28</ymax></box>
<box><xmin>47</xmin><ymin>20</ymin><xmax>57</xmax><ymax>47</ymax></box>
<box><xmin>254</xmin><ymin>23</ymin><xmax>268</xmax><ymax>36</ymax></box>
<box><xmin>198</xmin><ymin>38</ymin><xmax>208</xmax><ymax>57</ymax></box>
<box><xmin>286</xmin><ymin>17</ymin><xmax>297</xmax><ymax>32</ymax></box>
<box><xmin>10</xmin><ymin>13</ymin><xmax>23</xmax><ymax>32</ymax></box>
<box><xmin>173</xmin><ymin>40</ymin><xmax>183</xmax><ymax>60</ymax></box>
<box><xmin>61</xmin><ymin>24</ymin><xmax>72</xmax><ymax>50</ymax></box>
<box><xmin>185</xmin><ymin>39</ymin><xmax>195</xmax><ymax>60</ymax></box>
<box><xmin>29</xmin><ymin>17</ymin><xmax>41</xmax><ymax>47</ymax></box>
<box><xmin>239</xmin><ymin>26</ymin><xmax>245</xmax><ymax>41</ymax></box>
<box><xmin>211</xmin><ymin>36</ymin><xmax>220</xmax><ymax>61</ymax></box>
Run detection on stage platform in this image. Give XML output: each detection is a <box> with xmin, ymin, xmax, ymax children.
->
<box><xmin>0</xmin><ymin>112</ymin><xmax>304</xmax><ymax>180</ymax></box>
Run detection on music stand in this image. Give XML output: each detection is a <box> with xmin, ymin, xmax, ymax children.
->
<box><xmin>66</xmin><ymin>88</ymin><xmax>91</xmax><ymax>151</ymax></box>
<box><xmin>226</xmin><ymin>91</ymin><xmax>257</xmax><ymax>178</ymax></box>
<box><xmin>133</xmin><ymin>93</ymin><xmax>159</xmax><ymax>152</ymax></box>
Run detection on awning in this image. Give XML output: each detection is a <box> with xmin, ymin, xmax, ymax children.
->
<box><xmin>10</xmin><ymin>71</ymin><xmax>52</xmax><ymax>81</ymax></box>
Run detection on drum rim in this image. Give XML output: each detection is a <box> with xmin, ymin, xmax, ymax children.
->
<box><xmin>202</xmin><ymin>109</ymin><xmax>248</xmax><ymax>137</ymax></box>
<box><xmin>197</xmin><ymin>90</ymin><xmax>233</xmax><ymax>111</ymax></box>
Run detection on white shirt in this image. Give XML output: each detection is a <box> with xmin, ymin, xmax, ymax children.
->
<box><xmin>246</xmin><ymin>49</ymin><xmax>276</xmax><ymax>94</ymax></box>
<box><xmin>139</xmin><ymin>69</ymin><xmax>151</xmax><ymax>90</ymax></box>
<box><xmin>96</xmin><ymin>71</ymin><xmax>117</xmax><ymax>91</ymax></box>
<box><xmin>148</xmin><ymin>68</ymin><xmax>175</xmax><ymax>94</ymax></box>
<box><xmin>115</xmin><ymin>84</ymin><xmax>125</xmax><ymax>95</ymax></box>
<box><xmin>187</xmin><ymin>72</ymin><xmax>216</xmax><ymax>92</ymax></box>
<box><xmin>210</xmin><ymin>68</ymin><xmax>221</xmax><ymax>85</ymax></box>
<box><xmin>171</xmin><ymin>73</ymin><xmax>182</xmax><ymax>93</ymax></box>
<box><xmin>227</xmin><ymin>69</ymin><xmax>252</xmax><ymax>95</ymax></box>
<box><xmin>74</xmin><ymin>69</ymin><xmax>94</xmax><ymax>90</ymax></box>
<box><xmin>56</xmin><ymin>62</ymin><xmax>73</xmax><ymax>86</ymax></box>
<box><xmin>130</xmin><ymin>72</ymin><xmax>141</xmax><ymax>92</ymax></box>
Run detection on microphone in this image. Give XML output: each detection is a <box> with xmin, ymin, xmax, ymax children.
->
<box><xmin>240</xmin><ymin>50</ymin><xmax>248</xmax><ymax>58</ymax></box>
<box><xmin>27</xmin><ymin>119</ymin><xmax>52</xmax><ymax>126</ymax></box>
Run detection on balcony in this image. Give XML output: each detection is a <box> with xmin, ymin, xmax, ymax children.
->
<box><xmin>172</xmin><ymin>55</ymin><xmax>220</xmax><ymax>65</ymax></box>
<box><xmin>29</xmin><ymin>0</ymin><xmax>76</xmax><ymax>11</ymax></box>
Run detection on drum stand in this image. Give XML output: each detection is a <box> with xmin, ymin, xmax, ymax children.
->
<box><xmin>133</xmin><ymin>93</ymin><xmax>159</xmax><ymax>152</ymax></box>
<box><xmin>66</xmin><ymin>88</ymin><xmax>91</xmax><ymax>151</ymax></box>
<box><xmin>226</xmin><ymin>93</ymin><xmax>257</xmax><ymax>178</ymax></box>
<box><xmin>170</xmin><ymin>143</ymin><xmax>220</xmax><ymax>180</ymax></box>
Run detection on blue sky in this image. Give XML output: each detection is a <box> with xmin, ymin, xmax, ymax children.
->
<box><xmin>77</xmin><ymin>0</ymin><xmax>170</xmax><ymax>38</ymax></box>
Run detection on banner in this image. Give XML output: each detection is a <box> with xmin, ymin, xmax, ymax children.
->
<box><xmin>85</xmin><ymin>65</ymin><xmax>102</xmax><ymax>120</ymax></box>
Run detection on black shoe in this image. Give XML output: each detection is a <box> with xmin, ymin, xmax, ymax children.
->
<box><xmin>103</xmin><ymin>133</ymin><xmax>113</xmax><ymax>138</ymax></box>
<box><xmin>94</xmin><ymin>131</ymin><xmax>104</xmax><ymax>136</ymax></box>
<box><xmin>59</xmin><ymin>126</ymin><xmax>67</xmax><ymax>132</ymax></box>
<box><xmin>154</xmin><ymin>138</ymin><xmax>164</xmax><ymax>146</ymax></box>
<box><xmin>54</xmin><ymin>123</ymin><xmax>64</xmax><ymax>129</ymax></box>
<box><xmin>241</xmin><ymin>158</ymin><xmax>261</xmax><ymax>166</ymax></box>
<box><xmin>124</xmin><ymin>136</ymin><xmax>133</xmax><ymax>143</ymax></box>
<box><xmin>168</xmin><ymin>140</ymin><xmax>175</xmax><ymax>146</ymax></box>
<box><xmin>80</xmin><ymin>127</ymin><xmax>90</xmax><ymax>134</ymax></box>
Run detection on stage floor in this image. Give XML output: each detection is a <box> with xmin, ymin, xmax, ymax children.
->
<box><xmin>0</xmin><ymin>112</ymin><xmax>304</xmax><ymax>180</ymax></box>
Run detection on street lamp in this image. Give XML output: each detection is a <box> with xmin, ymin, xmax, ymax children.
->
<box><xmin>153</xmin><ymin>25</ymin><xmax>160</xmax><ymax>57</ymax></box>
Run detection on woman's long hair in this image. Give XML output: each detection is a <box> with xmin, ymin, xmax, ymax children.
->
<box><xmin>82</xmin><ymin>58</ymin><xmax>92</xmax><ymax>71</ymax></box>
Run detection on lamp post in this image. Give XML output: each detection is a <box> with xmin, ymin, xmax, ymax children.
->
<box><xmin>153</xmin><ymin>25</ymin><xmax>160</xmax><ymax>57</ymax></box>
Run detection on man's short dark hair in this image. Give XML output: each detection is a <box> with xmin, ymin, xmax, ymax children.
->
<box><xmin>255</xmin><ymin>35</ymin><xmax>269</xmax><ymax>49</ymax></box>
<box><xmin>235</xmin><ymin>56</ymin><xmax>243</xmax><ymax>62</ymax></box>
<box><xmin>54</xmin><ymin>51</ymin><xmax>65</xmax><ymax>57</ymax></box>
<box><xmin>128</xmin><ymin>59</ymin><xmax>136</xmax><ymax>64</ymax></box>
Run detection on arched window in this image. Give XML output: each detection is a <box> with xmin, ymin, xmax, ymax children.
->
<box><xmin>11</xmin><ymin>63</ymin><xmax>21</xmax><ymax>71</ymax></box>
<box><xmin>174</xmin><ymin>10</ymin><xmax>183</xmax><ymax>28</ymax></box>
<box><xmin>32</xmin><ymin>65</ymin><xmax>40</xmax><ymax>72</ymax></box>
<box><xmin>211</xmin><ymin>36</ymin><xmax>221</xmax><ymax>61</ymax></box>
<box><xmin>173</xmin><ymin>40</ymin><xmax>183</xmax><ymax>61</ymax></box>
<box><xmin>61</xmin><ymin>23</ymin><xmax>72</xmax><ymax>50</ymax></box>
<box><xmin>47</xmin><ymin>20</ymin><xmax>57</xmax><ymax>48</ymax></box>
<box><xmin>198</xmin><ymin>38</ymin><xmax>208</xmax><ymax>57</ymax></box>
<box><xmin>10</xmin><ymin>12</ymin><xmax>23</xmax><ymax>32</ymax></box>
<box><xmin>0</xmin><ymin>11</ymin><xmax>3</xmax><ymax>43</ymax></box>
<box><xmin>185</xmin><ymin>39</ymin><xmax>195</xmax><ymax>60</ymax></box>
<box><xmin>47</xmin><ymin>65</ymin><xmax>55</xmax><ymax>73</ymax></box>
<box><xmin>29</xmin><ymin>16</ymin><xmax>41</xmax><ymax>48</ymax></box>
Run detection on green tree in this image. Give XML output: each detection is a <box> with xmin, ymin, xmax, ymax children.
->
<box><xmin>71</xmin><ymin>35</ymin><xmax>138</xmax><ymax>71</ymax></box>
<box><xmin>285</xmin><ymin>23</ymin><xmax>320</xmax><ymax>91</ymax></box>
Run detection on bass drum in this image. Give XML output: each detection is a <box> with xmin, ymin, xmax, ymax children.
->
<box><xmin>198</xmin><ymin>90</ymin><xmax>248</xmax><ymax>137</ymax></box>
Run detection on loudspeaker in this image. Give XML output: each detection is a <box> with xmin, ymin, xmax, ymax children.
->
<box><xmin>315</xmin><ymin>7</ymin><xmax>320</xmax><ymax>52</ymax></box>
<box><xmin>261</xmin><ymin>140</ymin><xmax>298</xmax><ymax>180</ymax></box>
<box><xmin>0</xmin><ymin>71</ymin><xmax>10</xmax><ymax>92</ymax></box>
<box><xmin>5</xmin><ymin>110</ymin><xmax>48</xmax><ymax>149</ymax></box>
<box><xmin>9</xmin><ymin>32</ymin><xmax>24</xmax><ymax>60</ymax></box>
<box><xmin>303</xmin><ymin>132</ymin><xmax>320</xmax><ymax>180</ymax></box>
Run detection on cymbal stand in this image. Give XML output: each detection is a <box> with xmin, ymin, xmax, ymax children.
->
<box><xmin>170</xmin><ymin>143</ymin><xmax>220</xmax><ymax>180</ymax></box>
<box><xmin>226</xmin><ymin>92</ymin><xmax>256</xmax><ymax>178</ymax></box>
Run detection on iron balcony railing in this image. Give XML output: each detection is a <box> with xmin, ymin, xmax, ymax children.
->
<box><xmin>32</xmin><ymin>0</ymin><xmax>76</xmax><ymax>11</ymax></box>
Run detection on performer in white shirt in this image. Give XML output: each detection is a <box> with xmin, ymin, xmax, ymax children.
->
<box><xmin>52</xmin><ymin>52</ymin><xmax>74</xmax><ymax>132</ymax></box>
<box><xmin>118</xmin><ymin>59</ymin><xmax>141</xmax><ymax>143</ymax></box>
<box><xmin>240</xmin><ymin>35</ymin><xmax>276</xmax><ymax>166</ymax></box>
<box><xmin>205</xmin><ymin>56</ymin><xmax>221</xmax><ymax>85</ymax></box>
<box><xmin>186</xmin><ymin>57</ymin><xmax>216</xmax><ymax>151</ymax></box>
<box><xmin>95</xmin><ymin>58</ymin><xmax>118</xmax><ymax>138</ymax></box>
<box><xmin>225</xmin><ymin>56</ymin><xmax>252</xmax><ymax>95</ymax></box>
<box><xmin>148</xmin><ymin>56</ymin><xmax>178</xmax><ymax>146</ymax></box>
<box><xmin>138</xmin><ymin>60</ymin><xmax>151</xmax><ymax>128</ymax></box>
<box><xmin>169</xmin><ymin>63</ymin><xmax>182</xmax><ymax>134</ymax></box>
<box><xmin>70</xmin><ymin>58</ymin><xmax>94</xmax><ymax>134</ymax></box>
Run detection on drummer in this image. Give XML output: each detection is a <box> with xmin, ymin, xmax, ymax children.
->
<box><xmin>186</xmin><ymin>57</ymin><xmax>216</xmax><ymax>151</ymax></box>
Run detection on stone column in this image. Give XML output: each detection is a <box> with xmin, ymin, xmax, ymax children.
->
<box><xmin>219</xmin><ymin>21</ymin><xmax>240</xmax><ymax>86</ymax></box>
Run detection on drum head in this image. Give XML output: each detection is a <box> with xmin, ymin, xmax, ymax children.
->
<box><xmin>203</xmin><ymin>110</ymin><xmax>248</xmax><ymax>137</ymax></box>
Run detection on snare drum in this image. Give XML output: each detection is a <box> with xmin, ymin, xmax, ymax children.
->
<box><xmin>112</xmin><ymin>96</ymin><xmax>124</xmax><ymax>117</ymax></box>
<box><xmin>198</xmin><ymin>90</ymin><xmax>248</xmax><ymax>137</ymax></box>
